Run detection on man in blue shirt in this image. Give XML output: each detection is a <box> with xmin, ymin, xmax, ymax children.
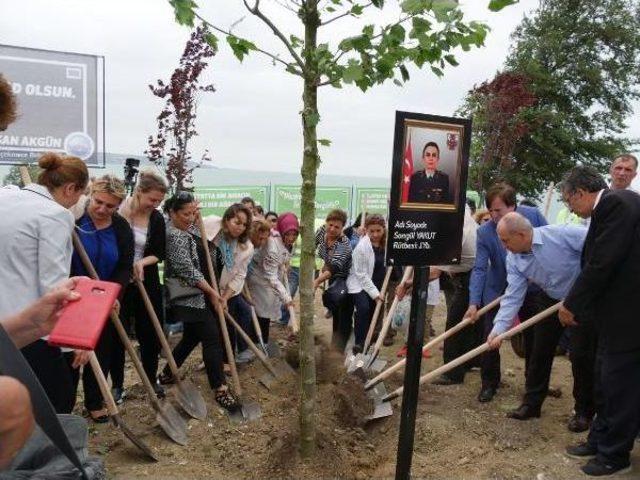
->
<box><xmin>454</xmin><ymin>183</ymin><xmax>547</xmax><ymax>404</ymax></box>
<box><xmin>487</xmin><ymin>212</ymin><xmax>588</xmax><ymax>423</ymax></box>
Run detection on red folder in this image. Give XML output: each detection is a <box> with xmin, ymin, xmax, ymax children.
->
<box><xmin>48</xmin><ymin>278</ymin><xmax>121</xmax><ymax>350</ymax></box>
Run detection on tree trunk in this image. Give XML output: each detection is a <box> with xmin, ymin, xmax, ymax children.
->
<box><xmin>299</xmin><ymin>0</ymin><xmax>319</xmax><ymax>459</ymax></box>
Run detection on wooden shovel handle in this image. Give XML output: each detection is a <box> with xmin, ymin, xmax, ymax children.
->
<box><xmin>72</xmin><ymin>231</ymin><xmax>162</xmax><ymax>412</ymax></box>
<box><xmin>368</xmin><ymin>267</ymin><xmax>413</xmax><ymax>358</ymax></box>
<box><xmin>223</xmin><ymin>311</ymin><xmax>278</xmax><ymax>378</ymax></box>
<box><xmin>363</xmin><ymin>267</ymin><xmax>392</xmax><ymax>353</ymax></box>
<box><xmin>385</xmin><ymin>301</ymin><xmax>561</xmax><ymax>402</ymax></box>
<box><xmin>135</xmin><ymin>278</ymin><xmax>181</xmax><ymax>378</ymax></box>
<box><xmin>196</xmin><ymin>215</ymin><xmax>241</xmax><ymax>395</ymax></box>
<box><xmin>282</xmin><ymin>271</ymin><xmax>299</xmax><ymax>333</ymax></box>
<box><xmin>88</xmin><ymin>351</ymin><xmax>118</xmax><ymax>416</ymax></box>
<box><xmin>365</xmin><ymin>295</ymin><xmax>503</xmax><ymax>390</ymax></box>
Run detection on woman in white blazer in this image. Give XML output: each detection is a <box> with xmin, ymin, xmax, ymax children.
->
<box><xmin>346</xmin><ymin>214</ymin><xmax>387</xmax><ymax>354</ymax></box>
<box><xmin>202</xmin><ymin>203</ymin><xmax>256</xmax><ymax>363</ymax></box>
<box><xmin>0</xmin><ymin>153</ymin><xmax>89</xmax><ymax>413</ymax></box>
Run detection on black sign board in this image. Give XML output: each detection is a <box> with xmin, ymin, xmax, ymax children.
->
<box><xmin>386</xmin><ymin>111</ymin><xmax>471</xmax><ymax>266</ymax></box>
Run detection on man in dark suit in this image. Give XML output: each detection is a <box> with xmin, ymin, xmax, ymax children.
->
<box><xmin>407</xmin><ymin>142</ymin><xmax>450</xmax><ymax>203</ymax></box>
<box><xmin>560</xmin><ymin>166</ymin><xmax>640</xmax><ymax>476</ymax></box>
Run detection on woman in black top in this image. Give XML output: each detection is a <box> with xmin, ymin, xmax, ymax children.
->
<box><xmin>159</xmin><ymin>193</ymin><xmax>238</xmax><ymax>411</ymax></box>
<box><xmin>70</xmin><ymin>175</ymin><xmax>133</xmax><ymax>422</ymax></box>
<box><xmin>112</xmin><ymin>170</ymin><xmax>168</xmax><ymax>403</ymax></box>
<box><xmin>314</xmin><ymin>209</ymin><xmax>353</xmax><ymax>351</ymax></box>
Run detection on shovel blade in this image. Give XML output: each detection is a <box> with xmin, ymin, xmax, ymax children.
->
<box><xmin>112</xmin><ymin>414</ymin><xmax>158</xmax><ymax>462</ymax></box>
<box><xmin>365</xmin><ymin>382</ymin><xmax>393</xmax><ymax>421</ymax></box>
<box><xmin>241</xmin><ymin>399</ymin><xmax>262</xmax><ymax>422</ymax></box>
<box><xmin>272</xmin><ymin>358</ymin><xmax>295</xmax><ymax>377</ymax></box>
<box><xmin>266</xmin><ymin>340</ymin><xmax>281</xmax><ymax>358</ymax></box>
<box><xmin>259</xmin><ymin>372</ymin><xmax>277</xmax><ymax>390</ymax></box>
<box><xmin>227</xmin><ymin>408</ymin><xmax>245</xmax><ymax>424</ymax></box>
<box><xmin>176</xmin><ymin>380</ymin><xmax>207</xmax><ymax>421</ymax></box>
<box><xmin>156</xmin><ymin>402</ymin><xmax>189</xmax><ymax>446</ymax></box>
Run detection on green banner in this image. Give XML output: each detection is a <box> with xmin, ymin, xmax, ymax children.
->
<box><xmin>355</xmin><ymin>187</ymin><xmax>389</xmax><ymax>216</ymax></box>
<box><xmin>194</xmin><ymin>186</ymin><xmax>269</xmax><ymax>217</ymax></box>
<box><xmin>273</xmin><ymin>185</ymin><xmax>351</xmax><ymax>219</ymax></box>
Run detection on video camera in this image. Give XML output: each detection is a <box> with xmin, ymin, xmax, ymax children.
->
<box><xmin>123</xmin><ymin>157</ymin><xmax>140</xmax><ymax>194</ymax></box>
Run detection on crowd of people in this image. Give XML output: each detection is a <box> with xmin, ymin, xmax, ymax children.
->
<box><xmin>1</xmin><ymin>70</ymin><xmax>639</xmax><ymax>477</ymax></box>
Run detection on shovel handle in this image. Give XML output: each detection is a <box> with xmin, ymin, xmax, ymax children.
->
<box><xmin>224</xmin><ymin>311</ymin><xmax>279</xmax><ymax>378</ymax></box>
<box><xmin>196</xmin><ymin>215</ymin><xmax>242</xmax><ymax>395</ymax></box>
<box><xmin>282</xmin><ymin>272</ymin><xmax>299</xmax><ymax>334</ymax></box>
<box><xmin>368</xmin><ymin>267</ymin><xmax>413</xmax><ymax>360</ymax></box>
<box><xmin>135</xmin><ymin>278</ymin><xmax>181</xmax><ymax>379</ymax></box>
<box><xmin>72</xmin><ymin>231</ymin><xmax>163</xmax><ymax>412</ymax></box>
<box><xmin>242</xmin><ymin>287</ymin><xmax>265</xmax><ymax>345</ymax></box>
<box><xmin>365</xmin><ymin>295</ymin><xmax>503</xmax><ymax>390</ymax></box>
<box><xmin>362</xmin><ymin>267</ymin><xmax>392</xmax><ymax>353</ymax></box>
<box><xmin>384</xmin><ymin>301</ymin><xmax>561</xmax><ymax>402</ymax></box>
<box><xmin>88</xmin><ymin>351</ymin><xmax>119</xmax><ymax>416</ymax></box>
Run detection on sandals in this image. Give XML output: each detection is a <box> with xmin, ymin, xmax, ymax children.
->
<box><xmin>215</xmin><ymin>388</ymin><xmax>240</xmax><ymax>412</ymax></box>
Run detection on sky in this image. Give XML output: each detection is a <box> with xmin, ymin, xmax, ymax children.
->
<box><xmin>1</xmin><ymin>0</ymin><xmax>639</xmax><ymax>183</ymax></box>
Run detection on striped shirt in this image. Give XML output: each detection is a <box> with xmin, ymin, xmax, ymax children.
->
<box><xmin>315</xmin><ymin>225</ymin><xmax>352</xmax><ymax>280</ymax></box>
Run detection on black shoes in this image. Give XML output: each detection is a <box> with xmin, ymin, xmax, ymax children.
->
<box><xmin>565</xmin><ymin>442</ymin><xmax>597</xmax><ymax>460</ymax></box>
<box><xmin>567</xmin><ymin>414</ymin><xmax>592</xmax><ymax>433</ymax></box>
<box><xmin>153</xmin><ymin>383</ymin><xmax>166</xmax><ymax>399</ymax></box>
<box><xmin>477</xmin><ymin>386</ymin><xmax>497</xmax><ymax>403</ymax></box>
<box><xmin>432</xmin><ymin>374</ymin><xmax>463</xmax><ymax>386</ymax></box>
<box><xmin>581</xmin><ymin>458</ymin><xmax>631</xmax><ymax>476</ymax></box>
<box><xmin>506</xmin><ymin>404</ymin><xmax>541</xmax><ymax>420</ymax></box>
<box><xmin>352</xmin><ymin>344</ymin><xmax>363</xmax><ymax>355</ymax></box>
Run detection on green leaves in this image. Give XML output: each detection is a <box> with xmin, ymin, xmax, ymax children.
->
<box><xmin>318</xmin><ymin>138</ymin><xmax>332</xmax><ymax>147</ymax></box>
<box><xmin>169</xmin><ymin>0</ymin><xmax>198</xmax><ymax>27</ymax></box>
<box><xmin>204</xmin><ymin>33</ymin><xmax>218</xmax><ymax>52</ymax></box>
<box><xmin>342</xmin><ymin>60</ymin><xmax>364</xmax><ymax>83</ymax></box>
<box><xmin>306</xmin><ymin>112</ymin><xmax>321</xmax><ymax>128</ymax></box>
<box><xmin>226</xmin><ymin>35</ymin><xmax>257</xmax><ymax>62</ymax></box>
<box><xmin>488</xmin><ymin>0</ymin><xmax>519</xmax><ymax>12</ymax></box>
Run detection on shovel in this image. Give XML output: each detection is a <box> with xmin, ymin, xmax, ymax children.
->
<box><xmin>243</xmin><ymin>287</ymin><xmax>280</xmax><ymax>358</ymax></box>
<box><xmin>362</xmin><ymin>267</ymin><xmax>413</xmax><ymax>371</ymax></box>
<box><xmin>88</xmin><ymin>352</ymin><xmax>158</xmax><ymax>461</ymax></box>
<box><xmin>135</xmin><ymin>278</ymin><xmax>207</xmax><ymax>421</ymax></box>
<box><xmin>72</xmin><ymin>232</ymin><xmax>189</xmax><ymax>446</ymax></box>
<box><xmin>346</xmin><ymin>267</ymin><xmax>392</xmax><ymax>372</ymax></box>
<box><xmin>383</xmin><ymin>302</ymin><xmax>562</xmax><ymax>402</ymax></box>
<box><xmin>196</xmin><ymin>216</ymin><xmax>262</xmax><ymax>423</ymax></box>
<box><xmin>364</xmin><ymin>295</ymin><xmax>503</xmax><ymax>392</ymax></box>
<box><xmin>223</xmin><ymin>311</ymin><xmax>294</xmax><ymax>391</ymax></box>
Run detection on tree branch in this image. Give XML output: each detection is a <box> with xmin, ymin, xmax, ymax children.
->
<box><xmin>320</xmin><ymin>2</ymin><xmax>373</xmax><ymax>26</ymax></box>
<box><xmin>242</xmin><ymin>0</ymin><xmax>306</xmax><ymax>71</ymax></box>
<box><xmin>194</xmin><ymin>12</ymin><xmax>304</xmax><ymax>76</ymax></box>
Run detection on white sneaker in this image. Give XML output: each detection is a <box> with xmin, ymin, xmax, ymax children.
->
<box><xmin>235</xmin><ymin>349</ymin><xmax>256</xmax><ymax>364</ymax></box>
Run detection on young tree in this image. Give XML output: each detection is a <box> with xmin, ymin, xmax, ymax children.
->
<box><xmin>168</xmin><ymin>0</ymin><xmax>514</xmax><ymax>456</ymax></box>
<box><xmin>3</xmin><ymin>164</ymin><xmax>41</xmax><ymax>188</ymax></box>
<box><xmin>462</xmin><ymin>0</ymin><xmax>640</xmax><ymax>197</ymax></box>
<box><xmin>146</xmin><ymin>25</ymin><xmax>216</xmax><ymax>191</ymax></box>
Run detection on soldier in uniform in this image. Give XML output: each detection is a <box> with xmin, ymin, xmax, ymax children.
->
<box><xmin>408</xmin><ymin>141</ymin><xmax>450</xmax><ymax>204</ymax></box>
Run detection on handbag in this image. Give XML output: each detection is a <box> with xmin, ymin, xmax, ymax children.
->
<box><xmin>165</xmin><ymin>277</ymin><xmax>202</xmax><ymax>301</ymax></box>
<box><xmin>322</xmin><ymin>277</ymin><xmax>348</xmax><ymax>311</ymax></box>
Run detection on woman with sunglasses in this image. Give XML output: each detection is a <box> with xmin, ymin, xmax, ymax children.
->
<box><xmin>110</xmin><ymin>170</ymin><xmax>168</xmax><ymax>404</ymax></box>
<box><xmin>160</xmin><ymin>192</ymin><xmax>239</xmax><ymax>411</ymax></box>
<box><xmin>202</xmin><ymin>203</ymin><xmax>256</xmax><ymax>364</ymax></box>
<box><xmin>70</xmin><ymin>175</ymin><xmax>134</xmax><ymax>422</ymax></box>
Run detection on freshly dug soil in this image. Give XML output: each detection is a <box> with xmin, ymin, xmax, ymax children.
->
<box><xmin>82</xmin><ymin>297</ymin><xmax>638</xmax><ymax>479</ymax></box>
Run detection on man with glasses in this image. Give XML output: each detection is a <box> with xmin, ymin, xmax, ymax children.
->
<box><xmin>560</xmin><ymin>166</ymin><xmax>640</xmax><ymax>476</ymax></box>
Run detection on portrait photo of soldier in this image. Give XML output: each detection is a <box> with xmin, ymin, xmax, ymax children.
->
<box><xmin>407</xmin><ymin>141</ymin><xmax>450</xmax><ymax>204</ymax></box>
